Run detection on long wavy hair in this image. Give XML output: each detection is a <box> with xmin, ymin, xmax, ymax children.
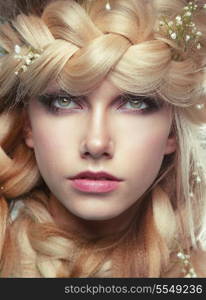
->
<box><xmin>0</xmin><ymin>0</ymin><xmax>206</xmax><ymax>277</ymax></box>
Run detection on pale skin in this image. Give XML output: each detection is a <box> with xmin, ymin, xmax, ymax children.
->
<box><xmin>24</xmin><ymin>79</ymin><xmax>176</xmax><ymax>236</ymax></box>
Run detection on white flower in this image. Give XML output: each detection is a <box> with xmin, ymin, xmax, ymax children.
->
<box><xmin>21</xmin><ymin>65</ymin><xmax>28</xmax><ymax>72</ymax></box>
<box><xmin>196</xmin><ymin>103</ymin><xmax>204</xmax><ymax>108</ymax></box>
<box><xmin>168</xmin><ymin>21</ymin><xmax>174</xmax><ymax>26</ymax></box>
<box><xmin>197</xmin><ymin>43</ymin><xmax>202</xmax><ymax>49</ymax></box>
<box><xmin>196</xmin><ymin>31</ymin><xmax>202</xmax><ymax>36</ymax></box>
<box><xmin>105</xmin><ymin>2</ymin><xmax>111</xmax><ymax>10</ymax></box>
<box><xmin>204</xmin><ymin>4</ymin><xmax>206</xmax><ymax>9</ymax></box>
<box><xmin>185</xmin><ymin>35</ymin><xmax>191</xmax><ymax>41</ymax></box>
<box><xmin>176</xmin><ymin>16</ymin><xmax>183</xmax><ymax>25</ymax></box>
<box><xmin>196</xmin><ymin>176</ymin><xmax>202</xmax><ymax>183</ymax></box>
<box><xmin>184</xmin><ymin>274</ymin><xmax>192</xmax><ymax>278</ymax></box>
<box><xmin>177</xmin><ymin>252</ymin><xmax>185</xmax><ymax>259</ymax></box>
<box><xmin>25</xmin><ymin>58</ymin><xmax>32</xmax><ymax>65</ymax></box>
<box><xmin>185</xmin><ymin>11</ymin><xmax>192</xmax><ymax>17</ymax></box>
<box><xmin>170</xmin><ymin>32</ymin><xmax>177</xmax><ymax>39</ymax></box>
<box><xmin>184</xmin><ymin>6</ymin><xmax>189</xmax><ymax>10</ymax></box>
<box><xmin>159</xmin><ymin>21</ymin><xmax>164</xmax><ymax>26</ymax></box>
<box><xmin>177</xmin><ymin>20</ymin><xmax>183</xmax><ymax>25</ymax></box>
<box><xmin>177</xmin><ymin>21</ymin><xmax>183</xmax><ymax>25</ymax></box>
<box><xmin>14</xmin><ymin>45</ymin><xmax>21</xmax><ymax>54</ymax></box>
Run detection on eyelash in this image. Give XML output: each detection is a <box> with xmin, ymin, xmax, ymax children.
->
<box><xmin>37</xmin><ymin>93</ymin><xmax>163</xmax><ymax>115</ymax></box>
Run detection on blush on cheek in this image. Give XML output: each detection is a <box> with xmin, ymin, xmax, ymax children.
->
<box><xmin>146</xmin><ymin>133</ymin><xmax>169</xmax><ymax>155</ymax></box>
<box><xmin>134</xmin><ymin>131</ymin><xmax>170</xmax><ymax>181</ymax></box>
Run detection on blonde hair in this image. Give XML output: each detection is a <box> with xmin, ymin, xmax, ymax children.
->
<box><xmin>0</xmin><ymin>0</ymin><xmax>206</xmax><ymax>277</ymax></box>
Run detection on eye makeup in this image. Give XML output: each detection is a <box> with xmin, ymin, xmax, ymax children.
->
<box><xmin>118</xmin><ymin>94</ymin><xmax>164</xmax><ymax>114</ymax></box>
<box><xmin>38</xmin><ymin>92</ymin><xmax>84</xmax><ymax>113</ymax></box>
<box><xmin>37</xmin><ymin>91</ymin><xmax>165</xmax><ymax>115</ymax></box>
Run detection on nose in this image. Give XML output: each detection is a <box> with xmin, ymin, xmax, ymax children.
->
<box><xmin>80</xmin><ymin>108</ymin><xmax>114</xmax><ymax>160</ymax></box>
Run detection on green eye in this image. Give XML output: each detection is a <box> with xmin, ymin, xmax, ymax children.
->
<box><xmin>120</xmin><ymin>94</ymin><xmax>162</xmax><ymax>113</ymax></box>
<box><xmin>56</xmin><ymin>97</ymin><xmax>71</xmax><ymax>107</ymax></box>
<box><xmin>129</xmin><ymin>100</ymin><xmax>144</xmax><ymax>109</ymax></box>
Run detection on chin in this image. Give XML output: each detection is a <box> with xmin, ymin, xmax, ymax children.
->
<box><xmin>72</xmin><ymin>209</ymin><xmax>120</xmax><ymax>221</ymax></box>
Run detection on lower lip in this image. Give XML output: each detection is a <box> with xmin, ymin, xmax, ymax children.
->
<box><xmin>70</xmin><ymin>179</ymin><xmax>121</xmax><ymax>193</ymax></box>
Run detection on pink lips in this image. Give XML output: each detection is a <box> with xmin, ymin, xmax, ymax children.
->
<box><xmin>69</xmin><ymin>171</ymin><xmax>123</xmax><ymax>193</ymax></box>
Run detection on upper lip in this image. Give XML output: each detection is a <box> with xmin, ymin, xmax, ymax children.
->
<box><xmin>69</xmin><ymin>171</ymin><xmax>123</xmax><ymax>181</ymax></box>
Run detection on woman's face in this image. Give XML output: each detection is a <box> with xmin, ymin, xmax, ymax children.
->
<box><xmin>25</xmin><ymin>80</ymin><xmax>176</xmax><ymax>221</ymax></box>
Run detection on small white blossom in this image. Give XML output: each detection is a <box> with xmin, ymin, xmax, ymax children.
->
<box><xmin>204</xmin><ymin>4</ymin><xmax>206</xmax><ymax>9</ymax></box>
<box><xmin>21</xmin><ymin>65</ymin><xmax>28</xmax><ymax>72</ymax></box>
<box><xmin>184</xmin><ymin>6</ymin><xmax>189</xmax><ymax>10</ymax></box>
<box><xmin>197</xmin><ymin>43</ymin><xmax>202</xmax><ymax>49</ymax></box>
<box><xmin>185</xmin><ymin>274</ymin><xmax>192</xmax><ymax>278</ymax></box>
<box><xmin>185</xmin><ymin>35</ymin><xmax>191</xmax><ymax>41</ymax></box>
<box><xmin>168</xmin><ymin>21</ymin><xmax>174</xmax><ymax>26</ymax></box>
<box><xmin>14</xmin><ymin>45</ymin><xmax>21</xmax><ymax>54</ymax></box>
<box><xmin>176</xmin><ymin>18</ymin><xmax>183</xmax><ymax>25</ymax></box>
<box><xmin>105</xmin><ymin>2</ymin><xmax>111</xmax><ymax>10</ymax></box>
<box><xmin>196</xmin><ymin>103</ymin><xmax>204</xmax><ymax>109</ymax></box>
<box><xmin>25</xmin><ymin>58</ymin><xmax>32</xmax><ymax>65</ymax></box>
<box><xmin>196</xmin><ymin>176</ymin><xmax>202</xmax><ymax>183</ymax></box>
<box><xmin>159</xmin><ymin>21</ymin><xmax>164</xmax><ymax>26</ymax></box>
<box><xmin>196</xmin><ymin>31</ymin><xmax>202</xmax><ymax>36</ymax></box>
<box><xmin>170</xmin><ymin>32</ymin><xmax>177</xmax><ymax>39</ymax></box>
<box><xmin>185</xmin><ymin>11</ymin><xmax>192</xmax><ymax>17</ymax></box>
<box><xmin>177</xmin><ymin>252</ymin><xmax>185</xmax><ymax>259</ymax></box>
<box><xmin>177</xmin><ymin>21</ymin><xmax>183</xmax><ymax>25</ymax></box>
<box><xmin>176</xmin><ymin>15</ymin><xmax>182</xmax><ymax>21</ymax></box>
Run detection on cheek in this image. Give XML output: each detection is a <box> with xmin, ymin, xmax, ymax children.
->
<box><xmin>28</xmin><ymin>114</ymin><xmax>74</xmax><ymax>175</ymax></box>
<box><xmin>119</xmin><ymin>116</ymin><xmax>172</xmax><ymax>184</ymax></box>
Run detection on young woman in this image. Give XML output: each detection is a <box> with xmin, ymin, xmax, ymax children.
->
<box><xmin>0</xmin><ymin>0</ymin><xmax>206</xmax><ymax>277</ymax></box>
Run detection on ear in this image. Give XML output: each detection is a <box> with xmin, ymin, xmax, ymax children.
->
<box><xmin>164</xmin><ymin>135</ymin><xmax>177</xmax><ymax>155</ymax></box>
<box><xmin>23</xmin><ymin>111</ymin><xmax>34</xmax><ymax>149</ymax></box>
